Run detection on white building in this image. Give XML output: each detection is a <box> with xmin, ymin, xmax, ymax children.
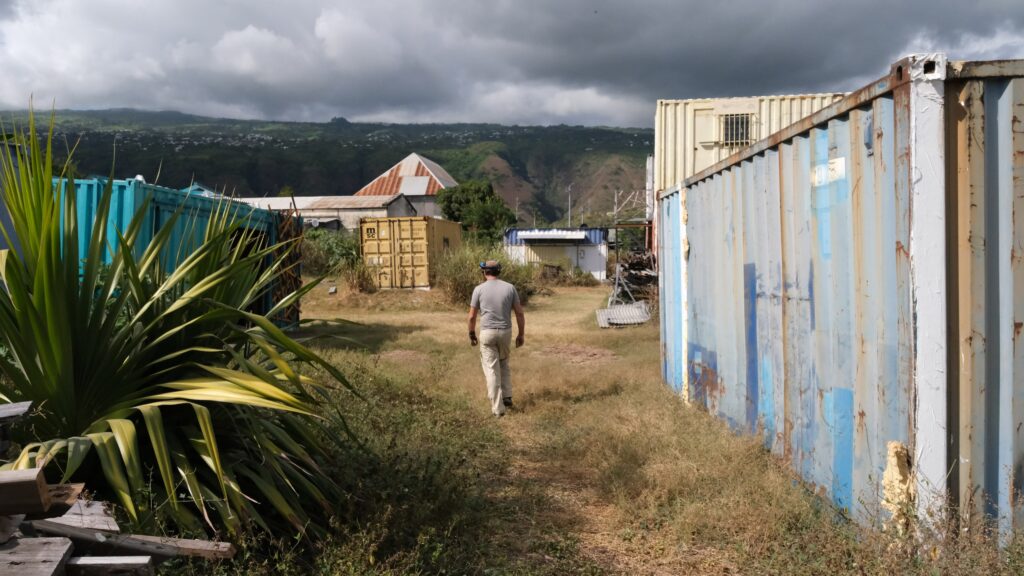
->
<box><xmin>504</xmin><ymin>228</ymin><xmax>609</xmax><ymax>281</ymax></box>
<box><xmin>237</xmin><ymin>194</ymin><xmax>416</xmax><ymax>231</ymax></box>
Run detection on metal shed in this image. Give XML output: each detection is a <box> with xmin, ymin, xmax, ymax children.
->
<box><xmin>504</xmin><ymin>228</ymin><xmax>609</xmax><ymax>280</ymax></box>
<box><xmin>658</xmin><ymin>54</ymin><xmax>1024</xmax><ymax>532</ymax></box>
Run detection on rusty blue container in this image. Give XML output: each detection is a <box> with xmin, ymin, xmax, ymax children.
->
<box><xmin>658</xmin><ymin>54</ymin><xmax>1024</xmax><ymax>533</ymax></box>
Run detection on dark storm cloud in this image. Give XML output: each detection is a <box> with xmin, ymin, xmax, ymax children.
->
<box><xmin>0</xmin><ymin>0</ymin><xmax>1022</xmax><ymax>126</ymax></box>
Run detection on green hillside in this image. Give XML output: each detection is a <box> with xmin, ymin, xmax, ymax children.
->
<box><xmin>7</xmin><ymin>109</ymin><xmax>652</xmax><ymax>225</ymax></box>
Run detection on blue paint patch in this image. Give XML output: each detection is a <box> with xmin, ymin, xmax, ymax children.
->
<box><xmin>759</xmin><ymin>356</ymin><xmax>775</xmax><ymax>447</ymax></box>
<box><xmin>808</xmin><ymin>260</ymin><xmax>815</xmax><ymax>330</ymax></box>
<box><xmin>744</xmin><ymin>263</ymin><xmax>759</xmax><ymax>433</ymax></box>
<box><xmin>825</xmin><ymin>388</ymin><xmax>855</xmax><ymax>511</ymax></box>
<box><xmin>801</xmin><ymin>367</ymin><xmax>819</xmax><ymax>480</ymax></box>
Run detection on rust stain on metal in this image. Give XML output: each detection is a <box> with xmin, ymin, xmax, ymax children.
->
<box><xmin>690</xmin><ymin>361</ymin><xmax>725</xmax><ymax>407</ymax></box>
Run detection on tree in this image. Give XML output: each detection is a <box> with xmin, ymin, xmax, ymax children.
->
<box><xmin>436</xmin><ymin>180</ymin><xmax>516</xmax><ymax>243</ymax></box>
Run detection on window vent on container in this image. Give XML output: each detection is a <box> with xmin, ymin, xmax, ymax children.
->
<box><xmin>719</xmin><ymin>113</ymin><xmax>754</xmax><ymax>151</ymax></box>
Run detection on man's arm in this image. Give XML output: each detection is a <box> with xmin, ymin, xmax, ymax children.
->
<box><xmin>467</xmin><ymin>307</ymin><xmax>479</xmax><ymax>346</ymax></box>
<box><xmin>513</xmin><ymin>300</ymin><xmax>525</xmax><ymax>347</ymax></box>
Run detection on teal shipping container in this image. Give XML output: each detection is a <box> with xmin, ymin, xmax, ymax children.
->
<box><xmin>63</xmin><ymin>179</ymin><xmax>294</xmax><ymax>321</ymax></box>
<box><xmin>67</xmin><ymin>178</ymin><xmax>279</xmax><ymax>268</ymax></box>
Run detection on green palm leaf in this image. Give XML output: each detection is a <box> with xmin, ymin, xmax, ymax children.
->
<box><xmin>0</xmin><ymin>108</ymin><xmax>351</xmax><ymax>537</ymax></box>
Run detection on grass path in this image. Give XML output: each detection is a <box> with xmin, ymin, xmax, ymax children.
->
<box><xmin>303</xmin><ymin>285</ymin><xmax>759</xmax><ymax>574</ymax></box>
<box><xmin>293</xmin><ymin>284</ymin><xmax>1016</xmax><ymax>575</ymax></box>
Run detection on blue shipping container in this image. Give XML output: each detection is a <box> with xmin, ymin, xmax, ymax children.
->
<box><xmin>658</xmin><ymin>54</ymin><xmax>1024</xmax><ymax>533</ymax></box>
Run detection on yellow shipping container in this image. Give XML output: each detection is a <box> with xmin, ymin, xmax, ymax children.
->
<box><xmin>359</xmin><ymin>216</ymin><xmax>463</xmax><ymax>289</ymax></box>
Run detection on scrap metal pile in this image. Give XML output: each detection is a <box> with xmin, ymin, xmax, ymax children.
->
<box><xmin>597</xmin><ymin>252</ymin><xmax>657</xmax><ymax>328</ymax></box>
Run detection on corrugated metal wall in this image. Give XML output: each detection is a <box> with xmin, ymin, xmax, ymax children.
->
<box><xmin>71</xmin><ymin>179</ymin><xmax>278</xmax><ymax>270</ymax></box>
<box><xmin>947</xmin><ymin>70</ymin><xmax>1024</xmax><ymax>534</ymax></box>
<box><xmin>654</xmin><ymin>93</ymin><xmax>845</xmax><ymax>194</ymax></box>
<box><xmin>659</xmin><ymin>54</ymin><xmax>1024</xmax><ymax>530</ymax></box>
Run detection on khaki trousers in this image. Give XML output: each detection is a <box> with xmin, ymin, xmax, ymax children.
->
<box><xmin>479</xmin><ymin>329</ymin><xmax>513</xmax><ymax>415</ymax></box>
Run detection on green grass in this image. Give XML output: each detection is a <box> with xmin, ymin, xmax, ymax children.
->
<box><xmin>169</xmin><ymin>286</ymin><xmax>1024</xmax><ymax>575</ymax></box>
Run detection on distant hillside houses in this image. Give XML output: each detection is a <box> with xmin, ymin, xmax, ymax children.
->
<box><xmin>237</xmin><ymin>153</ymin><xmax>457</xmax><ymax>230</ymax></box>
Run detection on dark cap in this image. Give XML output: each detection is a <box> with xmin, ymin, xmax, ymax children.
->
<box><xmin>479</xmin><ymin>260</ymin><xmax>502</xmax><ymax>272</ymax></box>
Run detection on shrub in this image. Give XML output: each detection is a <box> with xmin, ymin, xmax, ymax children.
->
<box><xmin>537</xmin><ymin>260</ymin><xmax>600</xmax><ymax>287</ymax></box>
<box><xmin>435</xmin><ymin>243</ymin><xmax>536</xmax><ymax>305</ymax></box>
<box><xmin>302</xmin><ymin>228</ymin><xmax>360</xmax><ymax>277</ymax></box>
<box><xmin>339</xmin><ymin>260</ymin><xmax>377</xmax><ymax>294</ymax></box>
<box><xmin>303</xmin><ymin>228</ymin><xmax>377</xmax><ymax>293</ymax></box>
<box><xmin>0</xmin><ymin>112</ymin><xmax>353</xmax><ymax>537</ymax></box>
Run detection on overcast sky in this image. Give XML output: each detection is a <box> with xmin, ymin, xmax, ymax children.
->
<box><xmin>0</xmin><ymin>0</ymin><xmax>1022</xmax><ymax>128</ymax></box>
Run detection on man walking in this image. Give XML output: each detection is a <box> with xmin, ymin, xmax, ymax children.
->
<box><xmin>468</xmin><ymin>260</ymin><xmax>525</xmax><ymax>417</ymax></box>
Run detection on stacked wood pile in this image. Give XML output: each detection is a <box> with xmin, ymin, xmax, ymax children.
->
<box><xmin>617</xmin><ymin>252</ymin><xmax>657</xmax><ymax>291</ymax></box>
<box><xmin>1</xmin><ymin>402</ymin><xmax>235</xmax><ymax>575</ymax></box>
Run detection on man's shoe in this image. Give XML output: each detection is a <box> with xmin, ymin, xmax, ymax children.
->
<box><xmin>503</xmin><ymin>397</ymin><xmax>513</xmax><ymax>408</ymax></box>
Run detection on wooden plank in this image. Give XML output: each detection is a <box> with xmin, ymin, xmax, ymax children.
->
<box><xmin>0</xmin><ymin>401</ymin><xmax>32</xmax><ymax>423</ymax></box>
<box><xmin>29</xmin><ymin>521</ymin><xmax>177</xmax><ymax>559</ymax></box>
<box><xmin>66</xmin><ymin>556</ymin><xmax>153</xmax><ymax>576</ymax></box>
<box><xmin>24</xmin><ymin>484</ymin><xmax>86</xmax><ymax>521</ymax></box>
<box><xmin>28</xmin><ymin>521</ymin><xmax>235</xmax><ymax>561</ymax></box>
<box><xmin>0</xmin><ymin>468</ymin><xmax>52</xmax><ymax>515</ymax></box>
<box><xmin>0</xmin><ymin>536</ymin><xmax>74</xmax><ymax>576</ymax></box>
<box><xmin>129</xmin><ymin>535</ymin><xmax>234</xmax><ymax>559</ymax></box>
<box><xmin>47</xmin><ymin>501</ymin><xmax>119</xmax><ymax>533</ymax></box>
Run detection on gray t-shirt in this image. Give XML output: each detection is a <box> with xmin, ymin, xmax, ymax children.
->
<box><xmin>470</xmin><ymin>279</ymin><xmax>520</xmax><ymax>330</ymax></box>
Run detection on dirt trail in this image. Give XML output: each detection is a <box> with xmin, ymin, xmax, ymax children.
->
<box><xmin>501</xmin><ymin>417</ymin><xmax>687</xmax><ymax>575</ymax></box>
<box><xmin>306</xmin><ymin>285</ymin><xmax>734</xmax><ymax>574</ymax></box>
<box><xmin>482</xmin><ymin>290</ymin><xmax>705</xmax><ymax>574</ymax></box>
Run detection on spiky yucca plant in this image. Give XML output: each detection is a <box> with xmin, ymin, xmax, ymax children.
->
<box><xmin>0</xmin><ymin>112</ymin><xmax>350</xmax><ymax>537</ymax></box>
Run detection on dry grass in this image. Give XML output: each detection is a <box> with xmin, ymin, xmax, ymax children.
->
<box><xmin>191</xmin><ymin>284</ymin><xmax>1024</xmax><ymax>575</ymax></box>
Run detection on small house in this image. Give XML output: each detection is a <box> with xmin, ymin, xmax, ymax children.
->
<box><xmin>504</xmin><ymin>228</ymin><xmax>609</xmax><ymax>280</ymax></box>
<box><xmin>354</xmin><ymin>153</ymin><xmax>458</xmax><ymax>218</ymax></box>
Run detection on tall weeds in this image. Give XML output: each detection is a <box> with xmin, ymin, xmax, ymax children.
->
<box><xmin>434</xmin><ymin>242</ymin><xmax>537</xmax><ymax>305</ymax></box>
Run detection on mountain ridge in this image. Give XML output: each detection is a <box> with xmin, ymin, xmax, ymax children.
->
<box><xmin>7</xmin><ymin>108</ymin><xmax>652</xmax><ymax>224</ymax></box>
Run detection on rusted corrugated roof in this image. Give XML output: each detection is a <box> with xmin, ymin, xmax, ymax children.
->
<box><xmin>306</xmin><ymin>195</ymin><xmax>400</xmax><ymax>209</ymax></box>
<box><xmin>237</xmin><ymin>195</ymin><xmax>400</xmax><ymax>210</ymax></box>
<box><xmin>354</xmin><ymin>153</ymin><xmax>458</xmax><ymax>196</ymax></box>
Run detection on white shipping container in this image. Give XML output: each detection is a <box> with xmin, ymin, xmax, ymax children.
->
<box><xmin>653</xmin><ymin>93</ymin><xmax>846</xmax><ymax>194</ymax></box>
